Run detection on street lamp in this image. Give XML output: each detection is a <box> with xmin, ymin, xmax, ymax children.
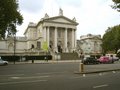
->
<box><xmin>13</xmin><ymin>32</ymin><xmax>16</xmax><ymax>64</ymax></box>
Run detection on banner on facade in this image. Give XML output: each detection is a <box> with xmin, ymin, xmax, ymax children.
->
<box><xmin>42</xmin><ymin>41</ymin><xmax>48</xmax><ymax>51</ymax></box>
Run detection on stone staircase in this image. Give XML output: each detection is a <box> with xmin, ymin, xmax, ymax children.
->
<box><xmin>59</xmin><ymin>52</ymin><xmax>79</xmax><ymax>60</ymax></box>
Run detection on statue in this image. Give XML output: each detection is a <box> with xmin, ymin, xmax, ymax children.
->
<box><xmin>44</xmin><ymin>13</ymin><xmax>49</xmax><ymax>19</ymax></box>
<box><xmin>59</xmin><ymin>8</ymin><xmax>63</xmax><ymax>16</ymax></box>
<box><xmin>73</xmin><ymin>17</ymin><xmax>76</xmax><ymax>21</ymax></box>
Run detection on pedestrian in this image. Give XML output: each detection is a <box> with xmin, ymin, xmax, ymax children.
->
<box><xmin>110</xmin><ymin>55</ymin><xmax>114</xmax><ymax>63</ymax></box>
<box><xmin>80</xmin><ymin>52</ymin><xmax>84</xmax><ymax>63</ymax></box>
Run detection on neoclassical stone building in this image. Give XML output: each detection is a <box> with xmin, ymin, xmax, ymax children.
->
<box><xmin>24</xmin><ymin>9</ymin><xmax>78</xmax><ymax>53</ymax></box>
<box><xmin>77</xmin><ymin>34</ymin><xmax>102</xmax><ymax>56</ymax></box>
<box><xmin>0</xmin><ymin>9</ymin><xmax>78</xmax><ymax>57</ymax></box>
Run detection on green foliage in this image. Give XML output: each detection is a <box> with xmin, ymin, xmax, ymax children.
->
<box><xmin>102</xmin><ymin>25</ymin><xmax>120</xmax><ymax>53</ymax></box>
<box><xmin>0</xmin><ymin>0</ymin><xmax>23</xmax><ymax>39</ymax></box>
<box><xmin>112</xmin><ymin>0</ymin><xmax>120</xmax><ymax>12</ymax></box>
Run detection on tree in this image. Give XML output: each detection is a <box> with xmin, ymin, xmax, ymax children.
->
<box><xmin>102</xmin><ymin>25</ymin><xmax>120</xmax><ymax>53</ymax></box>
<box><xmin>112</xmin><ymin>0</ymin><xmax>120</xmax><ymax>12</ymax></box>
<box><xmin>0</xmin><ymin>0</ymin><xmax>23</xmax><ymax>39</ymax></box>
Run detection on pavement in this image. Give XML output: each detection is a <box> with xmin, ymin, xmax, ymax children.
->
<box><xmin>9</xmin><ymin>60</ymin><xmax>120</xmax><ymax>74</ymax></box>
<box><xmin>9</xmin><ymin>60</ymin><xmax>82</xmax><ymax>64</ymax></box>
<box><xmin>75</xmin><ymin>62</ymin><xmax>120</xmax><ymax>74</ymax></box>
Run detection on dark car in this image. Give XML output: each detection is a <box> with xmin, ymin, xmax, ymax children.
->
<box><xmin>83</xmin><ymin>57</ymin><xmax>99</xmax><ymax>64</ymax></box>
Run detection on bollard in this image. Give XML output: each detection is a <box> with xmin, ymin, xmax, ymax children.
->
<box><xmin>79</xmin><ymin>63</ymin><xmax>84</xmax><ymax>72</ymax></box>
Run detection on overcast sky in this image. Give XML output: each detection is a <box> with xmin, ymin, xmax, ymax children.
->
<box><xmin>17</xmin><ymin>0</ymin><xmax>120</xmax><ymax>39</ymax></box>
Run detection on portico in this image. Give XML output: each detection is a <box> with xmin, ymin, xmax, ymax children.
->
<box><xmin>42</xmin><ymin>26</ymin><xmax>77</xmax><ymax>53</ymax></box>
<box><xmin>21</xmin><ymin>8</ymin><xmax>79</xmax><ymax>55</ymax></box>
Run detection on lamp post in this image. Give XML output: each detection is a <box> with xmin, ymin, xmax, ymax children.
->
<box><xmin>13</xmin><ymin>32</ymin><xmax>16</xmax><ymax>64</ymax></box>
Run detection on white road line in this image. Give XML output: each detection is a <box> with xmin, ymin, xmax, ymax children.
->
<box><xmin>21</xmin><ymin>75</ymin><xmax>50</xmax><ymax>79</ymax></box>
<box><xmin>93</xmin><ymin>84</ymin><xmax>108</xmax><ymax>89</ymax></box>
<box><xmin>83</xmin><ymin>74</ymin><xmax>86</xmax><ymax>77</ymax></box>
<box><xmin>99</xmin><ymin>73</ymin><xmax>102</xmax><ymax>76</ymax></box>
<box><xmin>0</xmin><ymin>80</ymin><xmax>47</xmax><ymax>85</ymax></box>
<box><xmin>10</xmin><ymin>75</ymin><xmax>50</xmax><ymax>79</ymax></box>
<box><xmin>70</xmin><ymin>76</ymin><xmax>83</xmax><ymax>79</ymax></box>
<box><xmin>10</xmin><ymin>77</ymin><xmax>20</xmax><ymax>79</ymax></box>
<box><xmin>36</xmin><ymin>71</ymin><xmax>67</xmax><ymax>75</ymax></box>
<box><xmin>70</xmin><ymin>74</ymin><xmax>99</xmax><ymax>79</ymax></box>
<box><xmin>0</xmin><ymin>74</ymin><xmax>24</xmax><ymax>77</ymax></box>
<box><xmin>112</xmin><ymin>71</ymin><xmax>116</xmax><ymax>73</ymax></box>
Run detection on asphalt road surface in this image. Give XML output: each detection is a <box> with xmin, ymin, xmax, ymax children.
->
<box><xmin>0</xmin><ymin>63</ymin><xmax>120</xmax><ymax>90</ymax></box>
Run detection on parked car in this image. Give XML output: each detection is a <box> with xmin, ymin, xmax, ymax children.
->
<box><xmin>0</xmin><ymin>58</ymin><xmax>8</xmax><ymax>66</ymax></box>
<box><xmin>106</xmin><ymin>54</ymin><xmax>119</xmax><ymax>61</ymax></box>
<box><xmin>83</xmin><ymin>57</ymin><xmax>100</xmax><ymax>64</ymax></box>
<box><xmin>113</xmin><ymin>56</ymin><xmax>119</xmax><ymax>61</ymax></box>
<box><xmin>98</xmin><ymin>56</ymin><xmax>113</xmax><ymax>64</ymax></box>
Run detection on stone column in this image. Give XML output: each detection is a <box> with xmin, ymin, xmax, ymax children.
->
<box><xmin>43</xmin><ymin>27</ymin><xmax>47</xmax><ymax>42</ymax></box>
<box><xmin>71</xmin><ymin>29</ymin><xmax>74</xmax><ymax>50</ymax></box>
<box><xmin>47</xmin><ymin>27</ymin><xmax>49</xmax><ymax>47</ymax></box>
<box><xmin>74</xmin><ymin>29</ymin><xmax>76</xmax><ymax>49</ymax></box>
<box><xmin>54</xmin><ymin>27</ymin><xmax>57</xmax><ymax>52</ymax></box>
<box><xmin>64</xmin><ymin>28</ymin><xmax>68</xmax><ymax>52</ymax></box>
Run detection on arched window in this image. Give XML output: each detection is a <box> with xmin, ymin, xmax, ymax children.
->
<box><xmin>31</xmin><ymin>44</ymin><xmax>34</xmax><ymax>49</ymax></box>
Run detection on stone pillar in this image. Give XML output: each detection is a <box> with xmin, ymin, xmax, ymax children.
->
<box><xmin>43</xmin><ymin>27</ymin><xmax>47</xmax><ymax>42</ymax></box>
<box><xmin>64</xmin><ymin>28</ymin><xmax>68</xmax><ymax>52</ymax></box>
<box><xmin>54</xmin><ymin>27</ymin><xmax>58</xmax><ymax>52</ymax></box>
<box><xmin>74</xmin><ymin>29</ymin><xmax>76</xmax><ymax>49</ymax></box>
<box><xmin>71</xmin><ymin>29</ymin><xmax>74</xmax><ymax>50</ymax></box>
<box><xmin>47</xmin><ymin>27</ymin><xmax>49</xmax><ymax>47</ymax></box>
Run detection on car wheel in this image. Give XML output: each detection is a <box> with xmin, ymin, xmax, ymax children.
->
<box><xmin>4</xmin><ymin>63</ymin><xmax>8</xmax><ymax>65</ymax></box>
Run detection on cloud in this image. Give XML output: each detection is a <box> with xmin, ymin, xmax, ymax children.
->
<box><xmin>19</xmin><ymin>0</ymin><xmax>44</xmax><ymax>13</ymax></box>
<box><xmin>41</xmin><ymin>0</ymin><xmax>59</xmax><ymax>16</ymax></box>
<box><xmin>75</xmin><ymin>0</ymin><xmax>120</xmax><ymax>38</ymax></box>
<box><xmin>17</xmin><ymin>0</ymin><xmax>120</xmax><ymax>39</ymax></box>
<box><xmin>56</xmin><ymin>0</ymin><xmax>81</xmax><ymax>7</ymax></box>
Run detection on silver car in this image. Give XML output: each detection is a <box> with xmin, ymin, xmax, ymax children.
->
<box><xmin>0</xmin><ymin>59</ymin><xmax>8</xmax><ymax>65</ymax></box>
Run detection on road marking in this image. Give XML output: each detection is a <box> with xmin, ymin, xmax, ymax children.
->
<box><xmin>10</xmin><ymin>75</ymin><xmax>50</xmax><ymax>80</ymax></box>
<box><xmin>112</xmin><ymin>71</ymin><xmax>116</xmax><ymax>73</ymax></box>
<box><xmin>70</xmin><ymin>76</ymin><xmax>83</xmax><ymax>79</ymax></box>
<box><xmin>70</xmin><ymin>74</ymin><xmax>99</xmax><ymax>79</ymax></box>
<box><xmin>10</xmin><ymin>77</ymin><xmax>20</xmax><ymax>79</ymax></box>
<box><xmin>36</xmin><ymin>71</ymin><xmax>68</xmax><ymax>75</ymax></box>
<box><xmin>0</xmin><ymin>74</ymin><xmax>24</xmax><ymax>77</ymax></box>
<box><xmin>0</xmin><ymin>80</ymin><xmax>47</xmax><ymax>85</ymax></box>
<box><xmin>83</xmin><ymin>74</ymin><xmax>86</xmax><ymax>77</ymax></box>
<box><xmin>99</xmin><ymin>73</ymin><xmax>102</xmax><ymax>76</ymax></box>
<box><xmin>21</xmin><ymin>75</ymin><xmax>50</xmax><ymax>79</ymax></box>
<box><xmin>93</xmin><ymin>84</ymin><xmax>108</xmax><ymax>89</ymax></box>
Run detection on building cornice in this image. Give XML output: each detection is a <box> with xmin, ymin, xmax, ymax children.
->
<box><xmin>37</xmin><ymin>15</ymin><xmax>78</xmax><ymax>27</ymax></box>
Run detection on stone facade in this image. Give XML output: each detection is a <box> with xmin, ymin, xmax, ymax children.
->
<box><xmin>0</xmin><ymin>9</ymin><xmax>78</xmax><ymax>56</ymax></box>
<box><xmin>24</xmin><ymin>9</ymin><xmax>78</xmax><ymax>54</ymax></box>
<box><xmin>0</xmin><ymin>36</ymin><xmax>27</xmax><ymax>56</ymax></box>
<box><xmin>77</xmin><ymin>34</ymin><xmax>102</xmax><ymax>55</ymax></box>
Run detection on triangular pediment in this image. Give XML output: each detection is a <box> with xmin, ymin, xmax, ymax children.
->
<box><xmin>52</xmin><ymin>18</ymin><xmax>72</xmax><ymax>23</ymax></box>
<box><xmin>44</xmin><ymin>16</ymin><xmax>78</xmax><ymax>25</ymax></box>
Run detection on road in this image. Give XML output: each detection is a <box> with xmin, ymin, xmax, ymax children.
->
<box><xmin>0</xmin><ymin>63</ymin><xmax>120</xmax><ymax>90</ymax></box>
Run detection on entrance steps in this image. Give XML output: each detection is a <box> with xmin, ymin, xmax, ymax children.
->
<box><xmin>60</xmin><ymin>52</ymin><xmax>79</xmax><ymax>60</ymax></box>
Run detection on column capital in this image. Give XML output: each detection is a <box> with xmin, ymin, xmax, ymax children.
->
<box><xmin>54</xmin><ymin>26</ymin><xmax>58</xmax><ymax>29</ymax></box>
<box><xmin>47</xmin><ymin>26</ymin><xmax>50</xmax><ymax>28</ymax></box>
